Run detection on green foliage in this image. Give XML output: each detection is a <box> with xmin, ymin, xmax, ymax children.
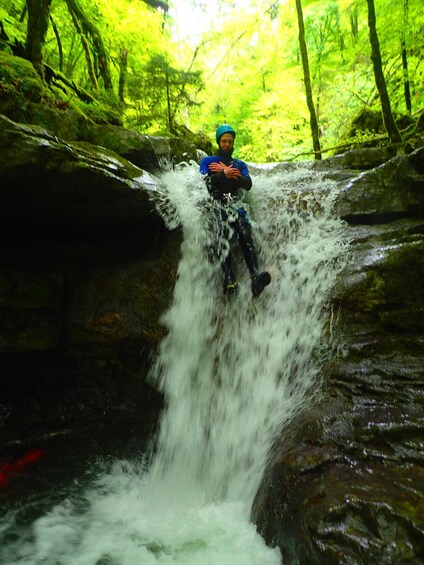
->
<box><xmin>0</xmin><ymin>2</ymin><xmax>27</xmax><ymax>47</ymax></box>
<box><xmin>178</xmin><ymin>0</ymin><xmax>424</xmax><ymax>159</ymax></box>
<box><xmin>125</xmin><ymin>52</ymin><xmax>203</xmax><ymax>133</ymax></box>
<box><xmin>0</xmin><ymin>0</ymin><xmax>423</xmax><ymax>159</ymax></box>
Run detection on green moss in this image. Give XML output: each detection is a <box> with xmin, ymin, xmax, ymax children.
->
<box><xmin>384</xmin><ymin>242</ymin><xmax>424</xmax><ymax>302</ymax></box>
<box><xmin>0</xmin><ymin>52</ymin><xmax>44</xmax><ymax>102</ymax></box>
<box><xmin>361</xmin><ymin>272</ymin><xmax>386</xmax><ymax>312</ymax></box>
<box><xmin>78</xmin><ymin>99</ymin><xmax>122</xmax><ymax>126</ymax></box>
<box><xmin>0</xmin><ymin>51</ymin><xmax>123</xmax><ymax>135</ymax></box>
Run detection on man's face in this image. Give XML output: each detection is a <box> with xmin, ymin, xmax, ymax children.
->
<box><xmin>219</xmin><ymin>133</ymin><xmax>234</xmax><ymax>152</ymax></box>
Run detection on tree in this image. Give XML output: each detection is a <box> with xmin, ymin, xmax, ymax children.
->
<box><xmin>347</xmin><ymin>2</ymin><xmax>359</xmax><ymax>42</ymax></box>
<box><xmin>295</xmin><ymin>0</ymin><xmax>322</xmax><ymax>160</ymax></box>
<box><xmin>401</xmin><ymin>0</ymin><xmax>412</xmax><ymax>113</ymax></box>
<box><xmin>7</xmin><ymin>0</ymin><xmax>422</xmax><ymax>157</ymax></box>
<box><xmin>25</xmin><ymin>0</ymin><xmax>52</xmax><ymax>79</ymax></box>
<box><xmin>64</xmin><ymin>0</ymin><xmax>113</xmax><ymax>90</ymax></box>
<box><xmin>130</xmin><ymin>53</ymin><xmax>203</xmax><ymax>133</ymax></box>
<box><xmin>118</xmin><ymin>47</ymin><xmax>128</xmax><ymax>103</ymax></box>
<box><xmin>304</xmin><ymin>0</ymin><xmax>343</xmax><ymax>120</ymax></box>
<box><xmin>366</xmin><ymin>0</ymin><xmax>402</xmax><ymax>143</ymax></box>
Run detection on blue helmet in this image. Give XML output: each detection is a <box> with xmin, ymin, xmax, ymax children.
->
<box><xmin>216</xmin><ymin>124</ymin><xmax>236</xmax><ymax>144</ymax></box>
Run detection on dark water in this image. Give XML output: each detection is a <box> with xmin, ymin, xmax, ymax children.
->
<box><xmin>1</xmin><ymin>424</ymin><xmax>148</xmax><ymax>538</ymax></box>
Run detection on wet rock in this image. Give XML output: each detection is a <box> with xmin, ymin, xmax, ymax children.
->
<box><xmin>254</xmin><ymin>329</ymin><xmax>424</xmax><ymax>563</ymax></box>
<box><xmin>86</xmin><ymin>123</ymin><xmax>199</xmax><ymax>171</ymax></box>
<box><xmin>253</xmin><ymin>164</ymin><xmax>424</xmax><ymax>563</ymax></box>
<box><xmin>313</xmin><ymin>145</ymin><xmax>401</xmax><ymax>171</ymax></box>
<box><xmin>0</xmin><ymin>115</ymin><xmax>180</xmax><ymax>445</ymax></box>
<box><xmin>0</xmin><ymin>114</ymin><xmax>161</xmax><ymax>233</ymax></box>
<box><xmin>333</xmin><ymin>148</ymin><xmax>424</xmax><ymax>223</ymax></box>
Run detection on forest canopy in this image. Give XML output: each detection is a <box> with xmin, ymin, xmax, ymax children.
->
<box><xmin>0</xmin><ymin>0</ymin><xmax>423</xmax><ymax>161</ymax></box>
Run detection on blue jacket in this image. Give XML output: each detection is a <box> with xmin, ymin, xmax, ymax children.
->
<box><xmin>199</xmin><ymin>154</ymin><xmax>252</xmax><ymax>201</ymax></box>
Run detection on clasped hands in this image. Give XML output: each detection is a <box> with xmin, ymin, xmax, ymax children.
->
<box><xmin>209</xmin><ymin>161</ymin><xmax>242</xmax><ymax>179</ymax></box>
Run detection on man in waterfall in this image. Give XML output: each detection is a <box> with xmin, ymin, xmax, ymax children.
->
<box><xmin>199</xmin><ymin>124</ymin><xmax>271</xmax><ymax>297</ymax></box>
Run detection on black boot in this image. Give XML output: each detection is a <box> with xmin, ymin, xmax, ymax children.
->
<box><xmin>222</xmin><ymin>256</ymin><xmax>238</xmax><ymax>295</ymax></box>
<box><xmin>224</xmin><ymin>278</ymin><xmax>238</xmax><ymax>295</ymax></box>
<box><xmin>223</xmin><ymin>270</ymin><xmax>238</xmax><ymax>295</ymax></box>
<box><xmin>251</xmin><ymin>271</ymin><xmax>271</xmax><ymax>297</ymax></box>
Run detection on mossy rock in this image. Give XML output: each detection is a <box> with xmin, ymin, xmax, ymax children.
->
<box><xmin>346</xmin><ymin>107</ymin><xmax>386</xmax><ymax>138</ymax></box>
<box><xmin>170</xmin><ymin>123</ymin><xmax>214</xmax><ymax>155</ymax></box>
<box><xmin>26</xmin><ymin>101</ymin><xmax>91</xmax><ymax>141</ymax></box>
<box><xmin>337</xmin><ymin>107</ymin><xmax>416</xmax><ymax>153</ymax></box>
<box><xmin>0</xmin><ymin>52</ymin><xmax>122</xmax><ymax>139</ymax></box>
<box><xmin>0</xmin><ymin>52</ymin><xmax>44</xmax><ymax>103</ymax></box>
<box><xmin>416</xmin><ymin>110</ymin><xmax>424</xmax><ymax>133</ymax></box>
<box><xmin>346</xmin><ymin>107</ymin><xmax>414</xmax><ymax>138</ymax></box>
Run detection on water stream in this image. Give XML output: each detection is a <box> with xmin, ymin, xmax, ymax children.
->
<box><xmin>0</xmin><ymin>163</ymin><xmax>348</xmax><ymax>564</ymax></box>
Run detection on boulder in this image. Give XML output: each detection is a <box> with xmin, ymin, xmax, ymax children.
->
<box><xmin>252</xmin><ymin>150</ymin><xmax>424</xmax><ymax>563</ymax></box>
<box><xmin>0</xmin><ymin>114</ymin><xmax>161</xmax><ymax>232</ymax></box>
<box><xmin>86</xmin><ymin>123</ymin><xmax>199</xmax><ymax>170</ymax></box>
<box><xmin>0</xmin><ymin>114</ymin><xmax>180</xmax><ymax>445</ymax></box>
<box><xmin>333</xmin><ymin>148</ymin><xmax>424</xmax><ymax>222</ymax></box>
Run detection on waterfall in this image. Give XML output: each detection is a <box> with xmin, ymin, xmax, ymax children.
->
<box><xmin>0</xmin><ymin>163</ymin><xmax>348</xmax><ymax>565</ymax></box>
<box><xmin>145</xmin><ymin>162</ymin><xmax>348</xmax><ymax>508</ymax></box>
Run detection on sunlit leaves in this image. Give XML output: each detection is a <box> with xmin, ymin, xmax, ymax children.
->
<box><xmin>1</xmin><ymin>0</ymin><xmax>423</xmax><ymax>158</ymax></box>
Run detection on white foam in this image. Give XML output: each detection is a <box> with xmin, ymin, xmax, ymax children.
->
<box><xmin>0</xmin><ymin>163</ymin><xmax>348</xmax><ymax>564</ymax></box>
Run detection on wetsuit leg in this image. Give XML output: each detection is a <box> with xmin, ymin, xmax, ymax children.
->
<box><xmin>213</xmin><ymin>206</ymin><xmax>237</xmax><ymax>292</ymax></box>
<box><xmin>234</xmin><ymin>208</ymin><xmax>259</xmax><ymax>277</ymax></box>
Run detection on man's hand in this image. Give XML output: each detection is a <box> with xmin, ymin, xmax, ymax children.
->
<box><xmin>209</xmin><ymin>161</ymin><xmax>242</xmax><ymax>179</ymax></box>
<box><xmin>224</xmin><ymin>165</ymin><xmax>242</xmax><ymax>179</ymax></box>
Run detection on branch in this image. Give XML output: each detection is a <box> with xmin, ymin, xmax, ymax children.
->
<box><xmin>285</xmin><ymin>135</ymin><xmax>389</xmax><ymax>161</ymax></box>
<box><xmin>50</xmin><ymin>15</ymin><xmax>63</xmax><ymax>72</ymax></box>
<box><xmin>170</xmin><ymin>45</ymin><xmax>202</xmax><ymax>124</ymax></box>
<box><xmin>199</xmin><ymin>29</ymin><xmax>248</xmax><ymax>89</ymax></box>
<box><xmin>44</xmin><ymin>64</ymin><xmax>96</xmax><ymax>103</ymax></box>
<box><xmin>141</xmin><ymin>0</ymin><xmax>168</xmax><ymax>12</ymax></box>
<box><xmin>286</xmin><ymin>119</ymin><xmax>417</xmax><ymax>161</ymax></box>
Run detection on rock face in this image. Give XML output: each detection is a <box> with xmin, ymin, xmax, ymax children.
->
<box><xmin>0</xmin><ymin>114</ymin><xmax>182</xmax><ymax>446</ymax></box>
<box><xmin>1</xmin><ymin>110</ymin><xmax>424</xmax><ymax>562</ymax></box>
<box><xmin>253</xmin><ymin>148</ymin><xmax>424</xmax><ymax>563</ymax></box>
<box><xmin>86</xmin><ymin>124</ymin><xmax>199</xmax><ymax>171</ymax></box>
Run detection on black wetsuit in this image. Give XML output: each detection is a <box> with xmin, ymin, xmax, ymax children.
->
<box><xmin>199</xmin><ymin>149</ymin><xmax>261</xmax><ymax>290</ymax></box>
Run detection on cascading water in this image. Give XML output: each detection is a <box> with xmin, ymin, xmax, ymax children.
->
<box><xmin>0</xmin><ymin>163</ymin><xmax>348</xmax><ymax>564</ymax></box>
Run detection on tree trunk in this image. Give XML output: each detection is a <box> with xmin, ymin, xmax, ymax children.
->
<box><xmin>401</xmin><ymin>0</ymin><xmax>412</xmax><ymax>113</ymax></box>
<box><xmin>66</xmin><ymin>1</ymin><xmax>98</xmax><ymax>90</ymax></box>
<box><xmin>64</xmin><ymin>0</ymin><xmax>113</xmax><ymax>91</ymax></box>
<box><xmin>50</xmin><ymin>16</ymin><xmax>63</xmax><ymax>72</ymax></box>
<box><xmin>366</xmin><ymin>0</ymin><xmax>402</xmax><ymax>143</ymax></box>
<box><xmin>142</xmin><ymin>0</ymin><xmax>168</xmax><ymax>11</ymax></box>
<box><xmin>25</xmin><ymin>0</ymin><xmax>52</xmax><ymax>79</ymax></box>
<box><xmin>118</xmin><ymin>48</ymin><xmax>128</xmax><ymax>103</ymax></box>
<box><xmin>295</xmin><ymin>0</ymin><xmax>322</xmax><ymax>160</ymax></box>
<box><xmin>347</xmin><ymin>4</ymin><xmax>358</xmax><ymax>40</ymax></box>
<box><xmin>165</xmin><ymin>70</ymin><xmax>173</xmax><ymax>132</ymax></box>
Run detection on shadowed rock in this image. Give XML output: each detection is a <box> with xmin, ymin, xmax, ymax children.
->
<box><xmin>253</xmin><ymin>150</ymin><xmax>424</xmax><ymax>563</ymax></box>
<box><xmin>0</xmin><ymin>114</ymin><xmax>180</xmax><ymax>444</ymax></box>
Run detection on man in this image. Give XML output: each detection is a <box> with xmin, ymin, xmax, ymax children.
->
<box><xmin>199</xmin><ymin>124</ymin><xmax>271</xmax><ymax>297</ymax></box>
